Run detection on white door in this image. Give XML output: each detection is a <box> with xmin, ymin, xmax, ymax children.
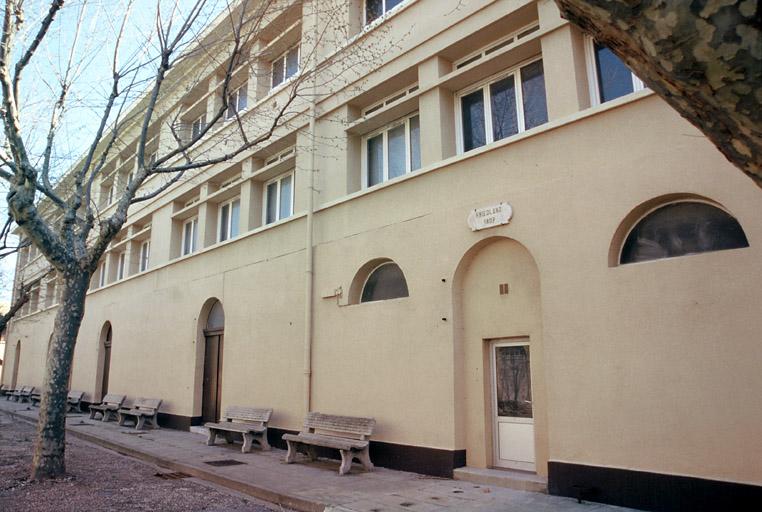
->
<box><xmin>492</xmin><ymin>340</ymin><xmax>535</xmax><ymax>471</ymax></box>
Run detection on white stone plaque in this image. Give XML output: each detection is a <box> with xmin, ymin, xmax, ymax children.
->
<box><xmin>467</xmin><ymin>202</ymin><xmax>513</xmax><ymax>231</ymax></box>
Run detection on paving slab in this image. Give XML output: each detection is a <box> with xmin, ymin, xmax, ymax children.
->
<box><xmin>0</xmin><ymin>401</ymin><xmax>636</xmax><ymax>512</ymax></box>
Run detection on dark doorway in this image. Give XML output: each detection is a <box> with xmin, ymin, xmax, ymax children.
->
<box><xmin>100</xmin><ymin>324</ymin><xmax>112</xmax><ymax>399</ymax></box>
<box><xmin>202</xmin><ymin>301</ymin><xmax>224</xmax><ymax>423</ymax></box>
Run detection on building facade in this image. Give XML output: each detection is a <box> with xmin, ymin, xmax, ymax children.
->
<box><xmin>3</xmin><ymin>1</ymin><xmax>761</xmax><ymax>510</ymax></box>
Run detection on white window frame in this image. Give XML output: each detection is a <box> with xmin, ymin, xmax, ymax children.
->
<box><xmin>98</xmin><ymin>262</ymin><xmax>107</xmax><ymax>287</ymax></box>
<box><xmin>361</xmin><ymin>112</ymin><xmax>420</xmax><ymax>189</ymax></box>
<box><xmin>116</xmin><ymin>251</ymin><xmax>126</xmax><ymax>280</ymax></box>
<box><xmin>191</xmin><ymin>113</ymin><xmax>207</xmax><ymax>140</ymax></box>
<box><xmin>455</xmin><ymin>56</ymin><xmax>544</xmax><ymax>154</ymax></box>
<box><xmin>225</xmin><ymin>84</ymin><xmax>248</xmax><ymax>120</ymax></box>
<box><xmin>584</xmin><ymin>36</ymin><xmax>644</xmax><ymax>107</ymax></box>
<box><xmin>139</xmin><ymin>240</ymin><xmax>150</xmax><ymax>272</ymax></box>
<box><xmin>263</xmin><ymin>171</ymin><xmax>295</xmax><ymax>224</ymax></box>
<box><xmin>217</xmin><ymin>197</ymin><xmax>241</xmax><ymax>242</ymax></box>
<box><xmin>182</xmin><ymin>217</ymin><xmax>199</xmax><ymax>256</ymax></box>
<box><xmin>363</xmin><ymin>0</ymin><xmax>408</xmax><ymax>26</ymax></box>
<box><xmin>271</xmin><ymin>44</ymin><xmax>300</xmax><ymax>90</ymax></box>
<box><xmin>453</xmin><ymin>22</ymin><xmax>540</xmax><ymax>70</ymax></box>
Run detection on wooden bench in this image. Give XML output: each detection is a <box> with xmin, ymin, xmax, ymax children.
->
<box><xmin>283</xmin><ymin>412</ymin><xmax>376</xmax><ymax>475</ymax></box>
<box><xmin>66</xmin><ymin>391</ymin><xmax>85</xmax><ymax>413</ymax></box>
<box><xmin>88</xmin><ymin>393</ymin><xmax>126</xmax><ymax>422</ymax></box>
<box><xmin>3</xmin><ymin>385</ymin><xmax>18</xmax><ymax>400</ymax></box>
<box><xmin>117</xmin><ymin>398</ymin><xmax>162</xmax><ymax>430</ymax></box>
<box><xmin>0</xmin><ymin>384</ymin><xmax>10</xmax><ymax>397</ymax></box>
<box><xmin>11</xmin><ymin>386</ymin><xmax>35</xmax><ymax>403</ymax></box>
<box><xmin>204</xmin><ymin>406</ymin><xmax>273</xmax><ymax>453</ymax></box>
<box><xmin>30</xmin><ymin>391</ymin><xmax>42</xmax><ymax>406</ymax></box>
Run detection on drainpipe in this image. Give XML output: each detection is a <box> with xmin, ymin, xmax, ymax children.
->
<box><xmin>303</xmin><ymin>0</ymin><xmax>319</xmax><ymax>415</ymax></box>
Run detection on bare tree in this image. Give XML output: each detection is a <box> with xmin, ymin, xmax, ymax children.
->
<box><xmin>0</xmin><ymin>217</ymin><xmax>34</xmax><ymax>334</ymax></box>
<box><xmin>0</xmin><ymin>0</ymin><xmax>328</xmax><ymax>479</ymax></box>
<box><xmin>554</xmin><ymin>0</ymin><xmax>762</xmax><ymax>187</ymax></box>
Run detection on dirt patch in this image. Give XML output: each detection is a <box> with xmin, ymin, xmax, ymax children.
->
<box><xmin>0</xmin><ymin>413</ymin><xmax>289</xmax><ymax>512</ymax></box>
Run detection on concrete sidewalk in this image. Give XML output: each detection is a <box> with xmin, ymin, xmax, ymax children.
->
<box><xmin>0</xmin><ymin>401</ymin><xmax>633</xmax><ymax>512</ymax></box>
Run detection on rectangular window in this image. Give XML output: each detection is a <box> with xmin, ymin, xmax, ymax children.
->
<box><xmin>117</xmin><ymin>252</ymin><xmax>126</xmax><ymax>280</ymax></box>
<box><xmin>458</xmin><ymin>59</ymin><xmax>547</xmax><ymax>153</ymax></box>
<box><xmin>587</xmin><ymin>38</ymin><xmax>644</xmax><ymax>105</ymax></box>
<box><xmin>218</xmin><ymin>198</ymin><xmax>241</xmax><ymax>241</ymax></box>
<box><xmin>271</xmin><ymin>45</ymin><xmax>300</xmax><ymax>89</ymax></box>
<box><xmin>139</xmin><ymin>241</ymin><xmax>150</xmax><ymax>272</ymax></box>
<box><xmin>226</xmin><ymin>85</ymin><xmax>248</xmax><ymax>120</ymax></box>
<box><xmin>365</xmin><ymin>0</ymin><xmax>405</xmax><ymax>25</ymax></box>
<box><xmin>182</xmin><ymin>217</ymin><xmax>199</xmax><ymax>256</ymax></box>
<box><xmin>363</xmin><ymin>113</ymin><xmax>421</xmax><ymax>187</ymax></box>
<box><xmin>98</xmin><ymin>262</ymin><xmax>107</xmax><ymax>287</ymax></box>
<box><xmin>191</xmin><ymin>114</ymin><xmax>206</xmax><ymax>140</ymax></box>
<box><xmin>264</xmin><ymin>172</ymin><xmax>294</xmax><ymax>224</ymax></box>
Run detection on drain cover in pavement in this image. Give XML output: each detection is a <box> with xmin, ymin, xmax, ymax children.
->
<box><xmin>68</xmin><ymin>423</ymin><xmax>92</xmax><ymax>427</ymax></box>
<box><xmin>204</xmin><ymin>459</ymin><xmax>246</xmax><ymax>467</ymax></box>
<box><xmin>155</xmin><ymin>472</ymin><xmax>191</xmax><ymax>480</ymax></box>
<box><xmin>121</xmin><ymin>430</ymin><xmax>150</xmax><ymax>435</ymax></box>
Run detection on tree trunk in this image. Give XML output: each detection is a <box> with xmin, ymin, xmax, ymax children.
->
<box><xmin>30</xmin><ymin>271</ymin><xmax>91</xmax><ymax>480</ymax></box>
<box><xmin>554</xmin><ymin>0</ymin><xmax>762</xmax><ymax>187</ymax></box>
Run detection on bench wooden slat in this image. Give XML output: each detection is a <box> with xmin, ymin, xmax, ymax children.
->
<box><xmin>203</xmin><ymin>406</ymin><xmax>273</xmax><ymax>453</ymax></box>
<box><xmin>283</xmin><ymin>432</ymin><xmax>368</xmax><ymax>451</ymax></box>
<box><xmin>205</xmin><ymin>422</ymin><xmax>266</xmax><ymax>434</ymax></box>
<box><xmin>304</xmin><ymin>412</ymin><xmax>375</xmax><ymax>438</ymax></box>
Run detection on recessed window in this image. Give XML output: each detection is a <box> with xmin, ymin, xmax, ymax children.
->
<box><xmin>271</xmin><ymin>45</ymin><xmax>300</xmax><ymax>89</ymax></box>
<box><xmin>620</xmin><ymin>202</ymin><xmax>749</xmax><ymax>265</ymax></box>
<box><xmin>458</xmin><ymin>59</ymin><xmax>548</xmax><ymax>153</ymax></box>
<box><xmin>361</xmin><ymin>262</ymin><xmax>409</xmax><ymax>303</ymax></box>
<box><xmin>139</xmin><ymin>241</ymin><xmax>150</xmax><ymax>272</ymax></box>
<box><xmin>586</xmin><ymin>38</ymin><xmax>644</xmax><ymax>105</ymax></box>
<box><xmin>218</xmin><ymin>197</ymin><xmax>241</xmax><ymax>242</ymax></box>
<box><xmin>226</xmin><ymin>84</ymin><xmax>248</xmax><ymax>120</ymax></box>
<box><xmin>182</xmin><ymin>217</ymin><xmax>199</xmax><ymax>256</ymax></box>
<box><xmin>116</xmin><ymin>252</ymin><xmax>126</xmax><ymax>280</ymax></box>
<box><xmin>191</xmin><ymin>114</ymin><xmax>206</xmax><ymax>140</ymax></box>
<box><xmin>364</xmin><ymin>113</ymin><xmax>421</xmax><ymax>188</ymax></box>
<box><xmin>365</xmin><ymin>0</ymin><xmax>405</xmax><ymax>25</ymax></box>
<box><xmin>98</xmin><ymin>262</ymin><xmax>107</xmax><ymax>287</ymax></box>
<box><xmin>264</xmin><ymin>172</ymin><xmax>294</xmax><ymax>224</ymax></box>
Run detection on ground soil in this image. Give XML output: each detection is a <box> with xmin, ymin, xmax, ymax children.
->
<box><xmin>0</xmin><ymin>412</ymin><xmax>289</xmax><ymax>512</ymax></box>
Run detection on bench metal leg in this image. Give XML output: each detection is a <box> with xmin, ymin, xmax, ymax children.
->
<box><xmin>242</xmin><ymin>433</ymin><xmax>253</xmax><ymax>453</ymax></box>
<box><xmin>338</xmin><ymin>450</ymin><xmax>353</xmax><ymax>476</ymax></box>
<box><xmin>207</xmin><ymin>429</ymin><xmax>217</xmax><ymax>446</ymax></box>
<box><xmin>285</xmin><ymin>440</ymin><xmax>298</xmax><ymax>464</ymax></box>
<box><xmin>357</xmin><ymin>447</ymin><xmax>374</xmax><ymax>472</ymax></box>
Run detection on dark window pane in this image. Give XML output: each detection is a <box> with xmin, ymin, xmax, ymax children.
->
<box><xmin>219</xmin><ymin>204</ymin><xmax>229</xmax><ymax>241</ymax></box>
<box><xmin>237</xmin><ymin>88</ymin><xmax>247</xmax><ymax>111</ymax></box>
<box><xmin>361</xmin><ymin>262</ymin><xmax>409</xmax><ymax>302</ymax></box>
<box><xmin>521</xmin><ymin>60</ymin><xmax>548</xmax><ymax>129</ymax></box>
<box><xmin>266</xmin><ymin>182</ymin><xmax>278</xmax><ymax>224</ymax></box>
<box><xmin>272</xmin><ymin>57</ymin><xmax>284</xmax><ymax>88</ymax></box>
<box><xmin>595</xmin><ymin>43</ymin><xmax>634</xmax><ymax>102</ymax></box>
<box><xmin>620</xmin><ymin>202</ymin><xmax>749</xmax><ymax>264</ymax></box>
<box><xmin>387</xmin><ymin>123</ymin><xmax>406</xmax><ymax>179</ymax></box>
<box><xmin>490</xmin><ymin>75</ymin><xmax>518</xmax><ymax>141</ymax></box>
<box><xmin>495</xmin><ymin>345</ymin><xmax>532</xmax><ymax>418</ymax></box>
<box><xmin>279</xmin><ymin>175</ymin><xmax>293</xmax><ymax>219</ymax></box>
<box><xmin>409</xmin><ymin>115</ymin><xmax>421</xmax><ymax>171</ymax></box>
<box><xmin>230</xmin><ymin>200</ymin><xmax>240</xmax><ymax>238</ymax></box>
<box><xmin>461</xmin><ymin>89</ymin><xmax>486</xmax><ymax>151</ymax></box>
<box><xmin>286</xmin><ymin>47</ymin><xmax>299</xmax><ymax>78</ymax></box>
<box><xmin>367</xmin><ymin>134</ymin><xmax>384</xmax><ymax>186</ymax></box>
<box><xmin>366</xmin><ymin>0</ymin><xmax>383</xmax><ymax>23</ymax></box>
<box><xmin>386</xmin><ymin>0</ymin><xmax>404</xmax><ymax>11</ymax></box>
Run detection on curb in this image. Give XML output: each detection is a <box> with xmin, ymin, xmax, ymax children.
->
<box><xmin>5</xmin><ymin>409</ymin><xmax>325</xmax><ymax>512</ymax></box>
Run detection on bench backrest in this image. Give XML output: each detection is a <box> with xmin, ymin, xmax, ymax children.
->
<box><xmin>303</xmin><ymin>412</ymin><xmax>375</xmax><ymax>441</ymax></box>
<box><xmin>133</xmin><ymin>397</ymin><xmax>162</xmax><ymax>412</ymax></box>
<box><xmin>101</xmin><ymin>393</ymin><xmax>126</xmax><ymax>407</ymax></box>
<box><xmin>67</xmin><ymin>390</ymin><xmax>84</xmax><ymax>401</ymax></box>
<box><xmin>224</xmin><ymin>406</ymin><xmax>272</xmax><ymax>425</ymax></box>
<box><xmin>24</xmin><ymin>386</ymin><xmax>35</xmax><ymax>395</ymax></box>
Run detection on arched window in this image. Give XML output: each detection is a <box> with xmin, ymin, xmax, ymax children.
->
<box><xmin>361</xmin><ymin>262</ymin><xmax>409</xmax><ymax>303</ymax></box>
<box><xmin>620</xmin><ymin>201</ymin><xmax>748</xmax><ymax>264</ymax></box>
<box><xmin>206</xmin><ymin>300</ymin><xmax>225</xmax><ymax>332</ymax></box>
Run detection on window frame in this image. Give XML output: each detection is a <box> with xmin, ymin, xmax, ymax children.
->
<box><xmin>263</xmin><ymin>171</ymin><xmax>295</xmax><ymax>225</ymax></box>
<box><xmin>191</xmin><ymin>113</ymin><xmax>207</xmax><ymax>140</ymax></box>
<box><xmin>116</xmin><ymin>251</ymin><xmax>126</xmax><ymax>280</ymax></box>
<box><xmin>98</xmin><ymin>262</ymin><xmax>107</xmax><ymax>287</ymax></box>
<box><xmin>182</xmin><ymin>216</ymin><xmax>199</xmax><ymax>256</ymax></box>
<box><xmin>584</xmin><ymin>36</ymin><xmax>644</xmax><ymax>107</ymax></box>
<box><xmin>361</xmin><ymin>112</ymin><xmax>421</xmax><ymax>189</ymax></box>
<box><xmin>363</xmin><ymin>0</ymin><xmax>407</xmax><ymax>27</ymax></box>
<box><xmin>225</xmin><ymin>84</ymin><xmax>248</xmax><ymax>120</ymax></box>
<box><xmin>270</xmin><ymin>44</ymin><xmax>300</xmax><ymax>90</ymax></box>
<box><xmin>455</xmin><ymin>56</ymin><xmax>546</xmax><ymax>154</ymax></box>
<box><xmin>359</xmin><ymin>261</ymin><xmax>409</xmax><ymax>303</ymax></box>
<box><xmin>217</xmin><ymin>196</ymin><xmax>241</xmax><ymax>242</ymax></box>
<box><xmin>139</xmin><ymin>240</ymin><xmax>150</xmax><ymax>272</ymax></box>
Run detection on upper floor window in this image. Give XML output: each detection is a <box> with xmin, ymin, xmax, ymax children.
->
<box><xmin>361</xmin><ymin>261</ymin><xmax>409</xmax><ymax>303</ymax></box>
<box><xmin>363</xmin><ymin>113</ymin><xmax>420</xmax><ymax>188</ymax></box>
<box><xmin>191</xmin><ymin>114</ymin><xmax>206</xmax><ymax>140</ymax></box>
<box><xmin>458</xmin><ymin>59</ymin><xmax>548</xmax><ymax>153</ymax></box>
<box><xmin>98</xmin><ymin>262</ymin><xmax>107</xmax><ymax>287</ymax></box>
<box><xmin>226</xmin><ymin>84</ymin><xmax>248</xmax><ymax>120</ymax></box>
<box><xmin>619</xmin><ymin>201</ymin><xmax>749</xmax><ymax>265</ymax></box>
<box><xmin>182</xmin><ymin>217</ymin><xmax>199</xmax><ymax>256</ymax></box>
<box><xmin>271</xmin><ymin>45</ymin><xmax>299</xmax><ymax>89</ymax></box>
<box><xmin>586</xmin><ymin>38</ymin><xmax>644</xmax><ymax>105</ymax></box>
<box><xmin>116</xmin><ymin>251</ymin><xmax>126</xmax><ymax>280</ymax></box>
<box><xmin>139</xmin><ymin>240</ymin><xmax>150</xmax><ymax>272</ymax></box>
<box><xmin>365</xmin><ymin>0</ymin><xmax>405</xmax><ymax>25</ymax></box>
<box><xmin>264</xmin><ymin>172</ymin><xmax>294</xmax><ymax>224</ymax></box>
<box><xmin>218</xmin><ymin>197</ymin><xmax>241</xmax><ymax>242</ymax></box>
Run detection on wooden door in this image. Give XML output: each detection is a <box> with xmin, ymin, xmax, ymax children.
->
<box><xmin>202</xmin><ymin>333</ymin><xmax>223</xmax><ymax>423</ymax></box>
<box><xmin>100</xmin><ymin>327</ymin><xmax>112</xmax><ymax>398</ymax></box>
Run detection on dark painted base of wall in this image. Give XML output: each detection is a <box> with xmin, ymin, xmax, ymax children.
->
<box><xmin>548</xmin><ymin>461</ymin><xmax>762</xmax><ymax>512</ymax></box>
<box><xmin>78</xmin><ymin>407</ymin><xmax>465</xmax><ymax>477</ymax></box>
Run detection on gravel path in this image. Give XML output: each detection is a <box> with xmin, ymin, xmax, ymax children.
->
<box><xmin>0</xmin><ymin>412</ymin><xmax>290</xmax><ymax>512</ymax></box>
